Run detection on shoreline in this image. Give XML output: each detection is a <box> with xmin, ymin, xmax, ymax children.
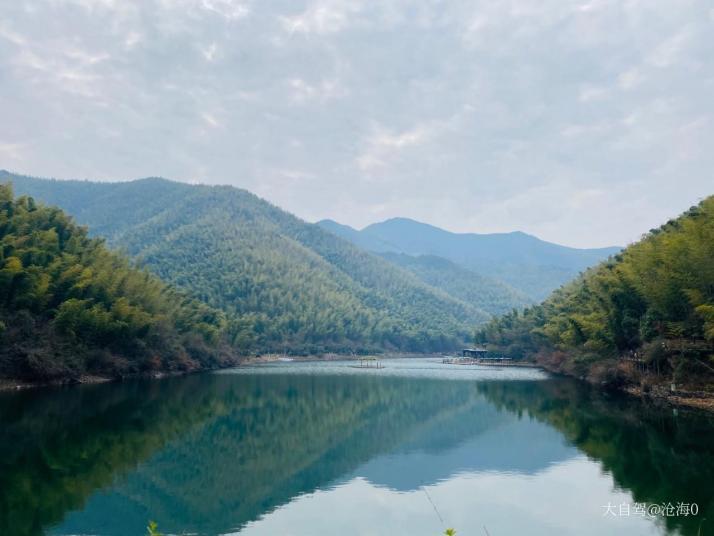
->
<box><xmin>622</xmin><ymin>384</ymin><xmax>714</xmax><ymax>412</ymax></box>
<box><xmin>0</xmin><ymin>353</ymin><xmax>439</xmax><ymax>391</ymax></box>
<box><xmin>239</xmin><ymin>352</ymin><xmax>436</xmax><ymax>365</ymax></box>
<box><xmin>0</xmin><ymin>369</ymin><xmax>217</xmax><ymax>393</ymax></box>
<box><xmin>4</xmin><ymin>355</ymin><xmax>713</xmax><ymax>413</ymax></box>
<box><xmin>533</xmin><ymin>358</ymin><xmax>714</xmax><ymax>413</ymax></box>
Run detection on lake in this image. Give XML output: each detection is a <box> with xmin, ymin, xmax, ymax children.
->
<box><xmin>1</xmin><ymin>358</ymin><xmax>713</xmax><ymax>536</ymax></box>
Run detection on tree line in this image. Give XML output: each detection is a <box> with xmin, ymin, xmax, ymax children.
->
<box><xmin>0</xmin><ymin>184</ymin><xmax>236</xmax><ymax>381</ymax></box>
<box><xmin>8</xmin><ymin>174</ymin><xmax>478</xmax><ymax>354</ymax></box>
<box><xmin>476</xmin><ymin>196</ymin><xmax>714</xmax><ymax>388</ymax></box>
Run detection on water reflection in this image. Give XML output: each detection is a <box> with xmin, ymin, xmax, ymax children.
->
<box><xmin>0</xmin><ymin>360</ymin><xmax>712</xmax><ymax>535</ymax></box>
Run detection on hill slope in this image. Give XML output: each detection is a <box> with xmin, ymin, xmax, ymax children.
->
<box><xmin>4</xmin><ymin>171</ymin><xmax>485</xmax><ymax>353</ymax></box>
<box><xmin>476</xmin><ymin>196</ymin><xmax>714</xmax><ymax>392</ymax></box>
<box><xmin>0</xmin><ymin>184</ymin><xmax>233</xmax><ymax>381</ymax></box>
<box><xmin>318</xmin><ymin>218</ymin><xmax>620</xmax><ymax>300</ymax></box>
<box><xmin>378</xmin><ymin>252</ymin><xmax>532</xmax><ymax>316</ymax></box>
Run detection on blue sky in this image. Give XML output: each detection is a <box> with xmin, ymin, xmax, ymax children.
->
<box><xmin>1</xmin><ymin>0</ymin><xmax>713</xmax><ymax>247</ymax></box>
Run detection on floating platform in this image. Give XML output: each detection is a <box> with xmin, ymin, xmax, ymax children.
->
<box><xmin>442</xmin><ymin>357</ymin><xmax>522</xmax><ymax>367</ymax></box>
<box><xmin>352</xmin><ymin>357</ymin><xmax>384</xmax><ymax>369</ymax></box>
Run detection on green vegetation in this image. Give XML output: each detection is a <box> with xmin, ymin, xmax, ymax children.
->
<box><xmin>318</xmin><ymin>217</ymin><xmax>620</xmax><ymax>300</ymax></box>
<box><xmin>146</xmin><ymin>521</ymin><xmax>162</xmax><ymax>536</ymax></box>
<box><xmin>477</xmin><ymin>196</ymin><xmax>714</xmax><ymax>389</ymax></box>
<box><xmin>379</xmin><ymin>251</ymin><xmax>532</xmax><ymax>316</ymax></box>
<box><xmin>6</xmin><ymin>172</ymin><xmax>482</xmax><ymax>353</ymax></box>
<box><xmin>0</xmin><ymin>184</ymin><xmax>234</xmax><ymax>381</ymax></box>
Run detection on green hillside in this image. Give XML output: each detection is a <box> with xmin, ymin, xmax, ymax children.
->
<box><xmin>4</xmin><ymin>171</ymin><xmax>485</xmax><ymax>353</ymax></box>
<box><xmin>318</xmin><ymin>217</ymin><xmax>620</xmax><ymax>300</ymax></box>
<box><xmin>0</xmin><ymin>184</ymin><xmax>233</xmax><ymax>381</ymax></box>
<box><xmin>476</xmin><ymin>196</ymin><xmax>714</xmax><ymax>390</ymax></box>
<box><xmin>378</xmin><ymin>251</ymin><xmax>532</xmax><ymax>316</ymax></box>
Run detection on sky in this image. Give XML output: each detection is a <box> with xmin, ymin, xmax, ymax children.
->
<box><xmin>1</xmin><ymin>0</ymin><xmax>713</xmax><ymax>248</ymax></box>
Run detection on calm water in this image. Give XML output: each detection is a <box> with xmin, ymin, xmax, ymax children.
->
<box><xmin>2</xmin><ymin>358</ymin><xmax>714</xmax><ymax>536</ymax></box>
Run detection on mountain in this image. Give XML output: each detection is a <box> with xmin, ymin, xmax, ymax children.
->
<box><xmin>378</xmin><ymin>252</ymin><xmax>531</xmax><ymax>316</ymax></box>
<box><xmin>0</xmin><ymin>183</ymin><xmax>234</xmax><ymax>381</ymax></box>
<box><xmin>3</xmin><ymin>171</ymin><xmax>486</xmax><ymax>353</ymax></box>
<box><xmin>476</xmin><ymin>195</ymin><xmax>714</xmax><ymax>391</ymax></box>
<box><xmin>317</xmin><ymin>217</ymin><xmax>620</xmax><ymax>300</ymax></box>
<box><xmin>317</xmin><ymin>219</ymin><xmax>402</xmax><ymax>253</ymax></box>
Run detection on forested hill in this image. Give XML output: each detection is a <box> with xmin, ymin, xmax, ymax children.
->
<box><xmin>378</xmin><ymin>252</ymin><xmax>532</xmax><ymax>316</ymax></box>
<box><xmin>4</xmin><ymin>171</ymin><xmax>485</xmax><ymax>353</ymax></box>
<box><xmin>0</xmin><ymin>184</ymin><xmax>235</xmax><ymax>382</ymax></box>
<box><xmin>476</xmin><ymin>196</ymin><xmax>714</xmax><ymax>391</ymax></box>
<box><xmin>318</xmin><ymin>218</ymin><xmax>620</xmax><ymax>300</ymax></box>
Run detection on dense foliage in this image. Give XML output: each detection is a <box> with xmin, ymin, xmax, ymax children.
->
<box><xmin>7</xmin><ymin>172</ymin><xmax>481</xmax><ymax>353</ymax></box>
<box><xmin>0</xmin><ymin>184</ymin><xmax>234</xmax><ymax>380</ymax></box>
<box><xmin>318</xmin><ymin>217</ymin><xmax>620</xmax><ymax>300</ymax></box>
<box><xmin>379</xmin><ymin>251</ymin><xmax>532</xmax><ymax>316</ymax></box>
<box><xmin>477</xmin><ymin>196</ymin><xmax>714</xmax><ymax>387</ymax></box>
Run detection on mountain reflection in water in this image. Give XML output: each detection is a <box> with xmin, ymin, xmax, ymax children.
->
<box><xmin>1</xmin><ymin>359</ymin><xmax>712</xmax><ymax>536</ymax></box>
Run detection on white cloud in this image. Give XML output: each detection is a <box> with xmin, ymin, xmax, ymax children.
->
<box><xmin>647</xmin><ymin>29</ymin><xmax>692</xmax><ymax>68</ymax></box>
<box><xmin>280</xmin><ymin>0</ymin><xmax>362</xmax><ymax>35</ymax></box>
<box><xmin>201</xmin><ymin>112</ymin><xmax>221</xmax><ymax>128</ymax></box>
<box><xmin>49</xmin><ymin>0</ymin><xmax>120</xmax><ymax>10</ymax></box>
<box><xmin>10</xmin><ymin>45</ymin><xmax>108</xmax><ymax>100</ymax></box>
<box><xmin>200</xmin><ymin>0</ymin><xmax>250</xmax><ymax>20</ymax></box>
<box><xmin>0</xmin><ymin>23</ymin><xmax>27</xmax><ymax>46</ymax></box>
<box><xmin>578</xmin><ymin>85</ymin><xmax>610</xmax><ymax>102</ymax></box>
<box><xmin>63</xmin><ymin>46</ymin><xmax>110</xmax><ymax>66</ymax></box>
<box><xmin>0</xmin><ymin>142</ymin><xmax>28</xmax><ymax>163</ymax></box>
<box><xmin>560</xmin><ymin>121</ymin><xmax>612</xmax><ymax>138</ymax></box>
<box><xmin>617</xmin><ymin>68</ymin><xmax>644</xmax><ymax>91</ymax></box>
<box><xmin>1</xmin><ymin>0</ymin><xmax>712</xmax><ymax>247</ymax></box>
<box><xmin>287</xmin><ymin>78</ymin><xmax>348</xmax><ymax>103</ymax></box>
<box><xmin>201</xmin><ymin>42</ymin><xmax>218</xmax><ymax>61</ymax></box>
<box><xmin>46</xmin><ymin>0</ymin><xmax>137</xmax><ymax>20</ymax></box>
<box><xmin>356</xmin><ymin>123</ymin><xmax>434</xmax><ymax>172</ymax></box>
<box><xmin>279</xmin><ymin>168</ymin><xmax>314</xmax><ymax>180</ymax></box>
<box><xmin>124</xmin><ymin>31</ymin><xmax>142</xmax><ymax>49</ymax></box>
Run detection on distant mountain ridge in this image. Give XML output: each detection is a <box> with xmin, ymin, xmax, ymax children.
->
<box><xmin>318</xmin><ymin>217</ymin><xmax>620</xmax><ymax>300</ymax></box>
<box><xmin>377</xmin><ymin>252</ymin><xmax>532</xmax><ymax>316</ymax></box>
<box><xmin>3</xmin><ymin>171</ymin><xmax>485</xmax><ymax>353</ymax></box>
